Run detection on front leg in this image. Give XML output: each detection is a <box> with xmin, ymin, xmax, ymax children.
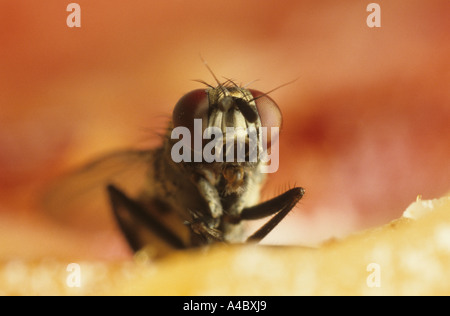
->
<box><xmin>243</xmin><ymin>187</ymin><xmax>305</xmax><ymax>243</ymax></box>
<box><xmin>196</xmin><ymin>176</ymin><xmax>223</xmax><ymax>219</ymax></box>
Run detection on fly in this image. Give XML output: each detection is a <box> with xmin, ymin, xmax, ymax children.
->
<box><xmin>43</xmin><ymin>63</ymin><xmax>305</xmax><ymax>258</ymax></box>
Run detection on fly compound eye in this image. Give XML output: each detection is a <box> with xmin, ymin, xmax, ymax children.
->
<box><xmin>172</xmin><ymin>89</ymin><xmax>209</xmax><ymax>132</ymax></box>
<box><xmin>249</xmin><ymin>89</ymin><xmax>282</xmax><ymax>148</ymax></box>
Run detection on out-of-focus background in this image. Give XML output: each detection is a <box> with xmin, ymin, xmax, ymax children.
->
<box><xmin>0</xmin><ymin>0</ymin><xmax>449</xmax><ymax>261</ymax></box>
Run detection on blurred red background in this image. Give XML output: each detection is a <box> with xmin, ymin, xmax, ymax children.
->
<box><xmin>0</xmin><ymin>0</ymin><xmax>449</xmax><ymax>260</ymax></box>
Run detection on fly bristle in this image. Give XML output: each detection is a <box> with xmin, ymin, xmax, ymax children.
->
<box><xmin>199</xmin><ymin>56</ymin><xmax>229</xmax><ymax>96</ymax></box>
<box><xmin>248</xmin><ymin>78</ymin><xmax>299</xmax><ymax>103</ymax></box>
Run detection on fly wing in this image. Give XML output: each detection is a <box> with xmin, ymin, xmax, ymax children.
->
<box><xmin>42</xmin><ymin>149</ymin><xmax>156</xmax><ymax>231</ymax></box>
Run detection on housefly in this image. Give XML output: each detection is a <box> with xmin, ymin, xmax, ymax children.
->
<box><xmin>43</xmin><ymin>65</ymin><xmax>304</xmax><ymax>258</ymax></box>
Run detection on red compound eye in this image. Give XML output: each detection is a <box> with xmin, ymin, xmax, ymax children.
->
<box><xmin>172</xmin><ymin>89</ymin><xmax>209</xmax><ymax>132</ymax></box>
<box><xmin>249</xmin><ymin>89</ymin><xmax>282</xmax><ymax>148</ymax></box>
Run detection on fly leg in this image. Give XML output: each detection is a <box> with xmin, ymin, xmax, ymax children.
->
<box><xmin>107</xmin><ymin>184</ymin><xmax>186</xmax><ymax>253</ymax></box>
<box><xmin>197</xmin><ymin>176</ymin><xmax>223</xmax><ymax>219</ymax></box>
<box><xmin>240</xmin><ymin>187</ymin><xmax>305</xmax><ymax>243</ymax></box>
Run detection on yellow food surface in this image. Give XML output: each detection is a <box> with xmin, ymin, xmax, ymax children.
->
<box><xmin>1</xmin><ymin>194</ymin><xmax>449</xmax><ymax>296</ymax></box>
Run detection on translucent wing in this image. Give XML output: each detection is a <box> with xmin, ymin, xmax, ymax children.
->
<box><xmin>42</xmin><ymin>149</ymin><xmax>156</xmax><ymax>231</ymax></box>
